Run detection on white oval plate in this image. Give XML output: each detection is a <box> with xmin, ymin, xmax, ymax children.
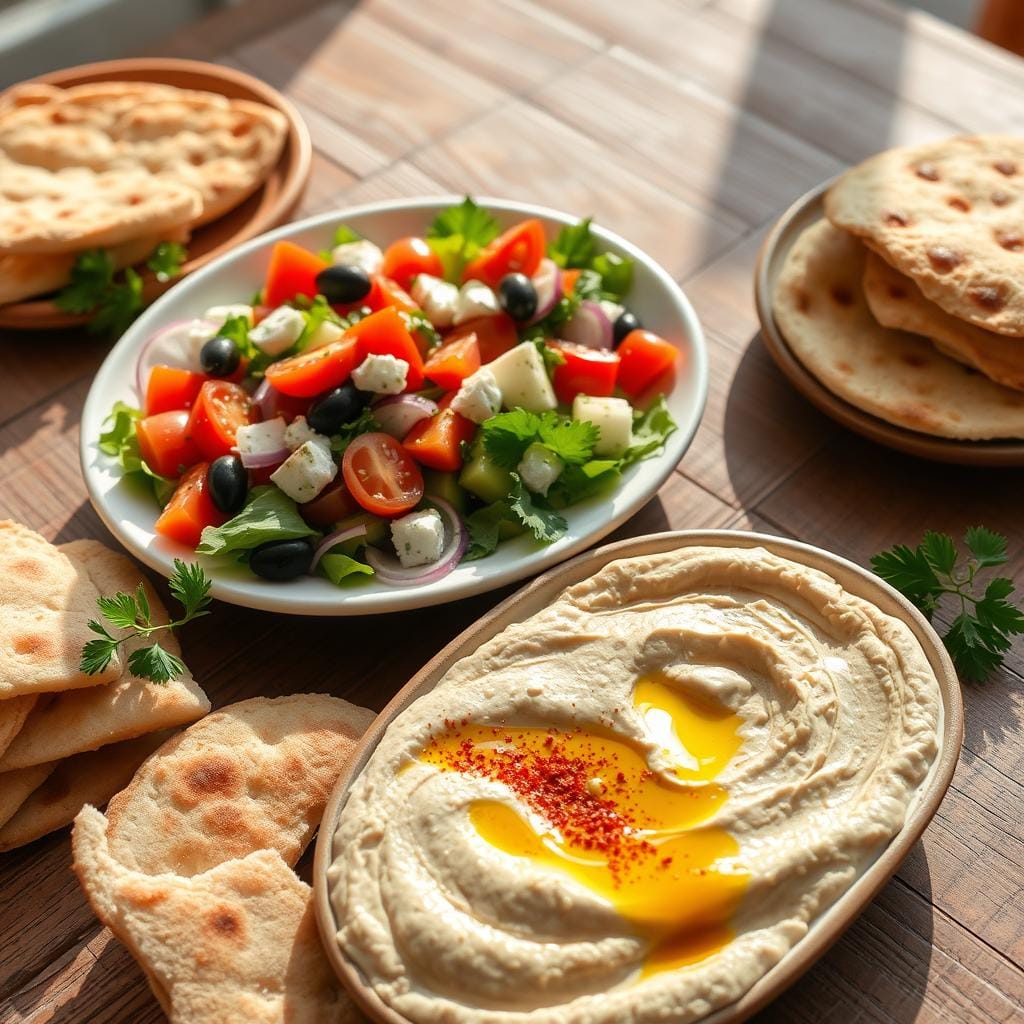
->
<box><xmin>81</xmin><ymin>197</ymin><xmax>708</xmax><ymax>615</ymax></box>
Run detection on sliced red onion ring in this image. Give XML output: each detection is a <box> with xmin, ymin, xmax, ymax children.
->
<box><xmin>364</xmin><ymin>498</ymin><xmax>467</xmax><ymax>586</ymax></box>
<box><xmin>562</xmin><ymin>300</ymin><xmax>613</xmax><ymax>350</ymax></box>
<box><xmin>239</xmin><ymin>447</ymin><xmax>289</xmax><ymax>470</ymax></box>
<box><xmin>135</xmin><ymin>318</ymin><xmax>216</xmax><ymax>399</ymax></box>
<box><xmin>527</xmin><ymin>258</ymin><xmax>562</xmax><ymax>325</ymax></box>
<box><xmin>372</xmin><ymin>394</ymin><xmax>438</xmax><ymax>439</ymax></box>
<box><xmin>253</xmin><ymin>377</ymin><xmax>285</xmax><ymax>421</ymax></box>
<box><xmin>310</xmin><ymin>523</ymin><xmax>369</xmax><ymax>573</ymax></box>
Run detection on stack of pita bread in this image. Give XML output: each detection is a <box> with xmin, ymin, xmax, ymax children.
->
<box><xmin>0</xmin><ymin>521</ymin><xmax>211</xmax><ymax>850</ymax></box>
<box><xmin>73</xmin><ymin>694</ymin><xmax>374</xmax><ymax>1023</ymax></box>
<box><xmin>0</xmin><ymin>80</ymin><xmax>287</xmax><ymax>306</ymax></box>
<box><xmin>773</xmin><ymin>134</ymin><xmax>1024</xmax><ymax>440</ymax></box>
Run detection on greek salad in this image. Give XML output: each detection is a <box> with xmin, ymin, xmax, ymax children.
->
<box><xmin>99</xmin><ymin>198</ymin><xmax>680</xmax><ymax>587</ymax></box>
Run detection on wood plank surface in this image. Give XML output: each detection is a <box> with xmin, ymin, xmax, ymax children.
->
<box><xmin>2</xmin><ymin>0</ymin><xmax>1024</xmax><ymax>1021</ymax></box>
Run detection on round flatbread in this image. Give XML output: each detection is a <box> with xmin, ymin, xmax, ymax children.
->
<box><xmin>824</xmin><ymin>135</ymin><xmax>1024</xmax><ymax>336</ymax></box>
<box><xmin>772</xmin><ymin>219</ymin><xmax>1024</xmax><ymax>440</ymax></box>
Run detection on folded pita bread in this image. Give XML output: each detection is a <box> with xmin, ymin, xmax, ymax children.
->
<box><xmin>73</xmin><ymin>805</ymin><xmax>356</xmax><ymax>1024</ymax></box>
<box><xmin>0</xmin><ymin>761</ymin><xmax>55</xmax><ymax>829</ymax></box>
<box><xmin>0</xmin><ymin>694</ymin><xmax>36</xmax><ymax>759</ymax></box>
<box><xmin>106</xmin><ymin>694</ymin><xmax>373</xmax><ymax>876</ymax></box>
<box><xmin>0</xmin><ymin>731</ymin><xmax>169</xmax><ymax>851</ymax></box>
<box><xmin>0</xmin><ymin>521</ymin><xmax>120</xmax><ymax>698</ymax></box>
<box><xmin>0</xmin><ymin>541</ymin><xmax>210</xmax><ymax>772</ymax></box>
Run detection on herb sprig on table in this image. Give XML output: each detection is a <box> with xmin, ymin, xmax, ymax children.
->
<box><xmin>872</xmin><ymin>527</ymin><xmax>1024</xmax><ymax>682</ymax></box>
<box><xmin>80</xmin><ymin>560</ymin><xmax>211</xmax><ymax>685</ymax></box>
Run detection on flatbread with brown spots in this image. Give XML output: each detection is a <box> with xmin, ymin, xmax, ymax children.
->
<box><xmin>105</xmin><ymin>694</ymin><xmax>374</xmax><ymax>876</ymax></box>
<box><xmin>773</xmin><ymin>219</ymin><xmax>1024</xmax><ymax>439</ymax></box>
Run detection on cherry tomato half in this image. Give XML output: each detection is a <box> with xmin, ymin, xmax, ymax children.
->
<box><xmin>616</xmin><ymin>329</ymin><xmax>678</xmax><ymax>398</ymax></box>
<box><xmin>185</xmin><ymin>381</ymin><xmax>252</xmax><ymax>461</ymax></box>
<box><xmin>264</xmin><ymin>336</ymin><xmax>360</xmax><ymax>398</ymax></box>
<box><xmin>381</xmin><ymin>237</ymin><xmax>443</xmax><ymax>292</ymax></box>
<box><xmin>549</xmin><ymin>341</ymin><xmax>620</xmax><ymax>405</ymax></box>
<box><xmin>342</xmin><ymin>432</ymin><xmax>424</xmax><ymax>517</ymax></box>
<box><xmin>154</xmin><ymin>463</ymin><xmax>227</xmax><ymax>548</ymax></box>
<box><xmin>462</xmin><ymin>219</ymin><xmax>546</xmax><ymax>289</ymax></box>
<box><xmin>136</xmin><ymin>409</ymin><xmax>202</xmax><ymax>478</ymax></box>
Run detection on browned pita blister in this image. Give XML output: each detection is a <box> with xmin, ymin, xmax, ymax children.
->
<box><xmin>0</xmin><ymin>520</ymin><xmax>120</xmax><ymax>699</ymax></box>
<box><xmin>0</xmin><ymin>540</ymin><xmax>210</xmax><ymax>772</ymax></box>
<box><xmin>105</xmin><ymin>694</ymin><xmax>374</xmax><ymax>876</ymax></box>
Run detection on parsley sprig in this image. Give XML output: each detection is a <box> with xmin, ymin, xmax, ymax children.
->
<box><xmin>872</xmin><ymin>527</ymin><xmax>1024</xmax><ymax>682</ymax></box>
<box><xmin>80</xmin><ymin>560</ymin><xmax>211</xmax><ymax>685</ymax></box>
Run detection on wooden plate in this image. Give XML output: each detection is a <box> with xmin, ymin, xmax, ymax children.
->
<box><xmin>754</xmin><ymin>181</ymin><xmax>1024</xmax><ymax>466</ymax></box>
<box><xmin>313</xmin><ymin>529</ymin><xmax>963</xmax><ymax>1024</ymax></box>
<box><xmin>0</xmin><ymin>57</ymin><xmax>311</xmax><ymax>330</ymax></box>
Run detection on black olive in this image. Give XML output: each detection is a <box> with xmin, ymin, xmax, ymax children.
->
<box><xmin>497</xmin><ymin>273</ymin><xmax>538</xmax><ymax>323</ymax></box>
<box><xmin>613</xmin><ymin>309</ymin><xmax>642</xmax><ymax>346</ymax></box>
<box><xmin>308</xmin><ymin>382</ymin><xmax>371</xmax><ymax>435</ymax></box>
<box><xmin>207</xmin><ymin>455</ymin><xmax>248</xmax><ymax>516</ymax></box>
<box><xmin>199</xmin><ymin>335</ymin><xmax>241</xmax><ymax>377</ymax></box>
<box><xmin>315</xmin><ymin>264</ymin><xmax>372</xmax><ymax>304</ymax></box>
<box><xmin>249</xmin><ymin>538</ymin><xmax>315</xmax><ymax>581</ymax></box>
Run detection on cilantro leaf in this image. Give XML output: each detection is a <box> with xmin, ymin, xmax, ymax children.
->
<box><xmin>80</xmin><ymin>636</ymin><xmax>119</xmax><ymax>677</ymax></box>
<box><xmin>330</xmin><ymin>408</ymin><xmax>380</xmax><ymax>455</ymax></box>
<box><xmin>127</xmin><ymin>642</ymin><xmax>186</xmax><ymax>685</ymax></box>
<box><xmin>870</xmin><ymin>544</ymin><xmax>941</xmax><ymax>611</ymax></box>
<box><xmin>508</xmin><ymin>473</ymin><xmax>567</xmax><ymax>543</ymax></box>
<box><xmin>548</xmin><ymin>459</ymin><xmax>620</xmax><ymax>507</ymax></box>
<box><xmin>549</xmin><ymin>218</ymin><xmax>596</xmax><ymax>268</ymax></box>
<box><xmin>89</xmin><ymin>267</ymin><xmax>144</xmax><ymax>337</ymax></box>
<box><xmin>921</xmin><ymin>530</ymin><xmax>957</xmax><ymax>576</ymax></box>
<box><xmin>146</xmin><ymin>241</ymin><xmax>187</xmax><ymax>282</ymax></box>
<box><xmin>55</xmin><ymin>249</ymin><xmax>114</xmax><ymax>313</ymax></box>
<box><xmin>538</xmin><ymin>417</ymin><xmax>598</xmax><ymax>465</ymax></box>
<box><xmin>400</xmin><ymin>309</ymin><xmax>441</xmax><ymax>351</ymax></box>
<box><xmin>97</xmin><ymin>591</ymin><xmax>144</xmax><ymax>630</ymax></box>
<box><xmin>167</xmin><ymin>558</ymin><xmax>212</xmax><ymax>619</ymax></box>
<box><xmin>197</xmin><ymin>486</ymin><xmax>317</xmax><ymax>557</ymax></box>
<box><xmin>965</xmin><ymin>526</ymin><xmax>1008</xmax><ymax>568</ymax></box>
<box><xmin>426</xmin><ymin>197</ymin><xmax>499</xmax><ymax>280</ymax></box>
<box><xmin>481</xmin><ymin>409</ymin><xmax>598</xmax><ymax>470</ymax></box>
<box><xmin>572</xmin><ymin>268</ymin><xmax>603</xmax><ymax>302</ymax></box>
<box><xmin>592</xmin><ymin>251</ymin><xmax>634</xmax><ymax>301</ymax></box>
<box><xmin>318</xmin><ymin>552</ymin><xmax>374</xmax><ymax>585</ymax></box>
<box><xmin>620</xmin><ymin>396</ymin><xmax>677</xmax><ymax>467</ymax></box>
<box><xmin>464</xmin><ymin>501</ymin><xmax>512</xmax><ymax>561</ymax></box>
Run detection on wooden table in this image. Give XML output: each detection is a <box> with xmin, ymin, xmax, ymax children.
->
<box><xmin>2</xmin><ymin>0</ymin><xmax>1022</xmax><ymax>1020</ymax></box>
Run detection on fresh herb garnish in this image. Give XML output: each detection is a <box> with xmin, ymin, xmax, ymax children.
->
<box><xmin>318</xmin><ymin>223</ymin><xmax>363</xmax><ymax>261</ymax></box>
<box><xmin>401</xmin><ymin>308</ymin><xmax>442</xmax><ymax>351</ymax></box>
<box><xmin>548</xmin><ymin>218</ymin><xmax>635</xmax><ymax>302</ymax></box>
<box><xmin>146</xmin><ymin>241</ymin><xmax>187</xmax><ymax>282</ymax></box>
<box><xmin>330</xmin><ymin>408</ymin><xmax>380</xmax><ymax>454</ymax></box>
<box><xmin>426</xmin><ymin>197</ymin><xmax>500</xmax><ymax>281</ymax></box>
<box><xmin>549</xmin><ymin>218</ymin><xmax>596</xmax><ymax>268</ymax></box>
<box><xmin>80</xmin><ymin>560</ymin><xmax>211</xmax><ymax>685</ymax></box>
<box><xmin>481</xmin><ymin>409</ymin><xmax>599</xmax><ymax>469</ymax></box>
<box><xmin>98</xmin><ymin>401</ymin><xmax>176</xmax><ymax>504</ymax></box>
<box><xmin>872</xmin><ymin>527</ymin><xmax>1024</xmax><ymax>682</ymax></box>
<box><xmin>464</xmin><ymin>473</ymin><xmax>568</xmax><ymax>559</ymax></box>
<box><xmin>197</xmin><ymin>486</ymin><xmax>317</xmax><ymax>558</ymax></box>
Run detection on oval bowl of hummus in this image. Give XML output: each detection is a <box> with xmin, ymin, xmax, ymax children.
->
<box><xmin>314</xmin><ymin>530</ymin><xmax>962</xmax><ymax>1024</ymax></box>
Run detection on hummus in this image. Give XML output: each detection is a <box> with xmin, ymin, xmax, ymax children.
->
<box><xmin>328</xmin><ymin>546</ymin><xmax>941</xmax><ymax>1024</ymax></box>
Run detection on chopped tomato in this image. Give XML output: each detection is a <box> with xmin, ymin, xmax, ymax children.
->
<box><xmin>300</xmin><ymin>480</ymin><xmax>359</xmax><ymax>528</ymax></box>
<box><xmin>549</xmin><ymin>341</ymin><xmax>620</xmax><ymax>405</ymax></box>
<box><xmin>423</xmin><ymin>335</ymin><xmax>480</xmax><ymax>391</ymax></box>
<box><xmin>154</xmin><ymin>463</ymin><xmax>226</xmax><ymax>548</ymax></box>
<box><xmin>443</xmin><ymin>314</ymin><xmax>517</xmax><ymax>364</ymax></box>
<box><xmin>145</xmin><ymin>365</ymin><xmax>207</xmax><ymax>416</ymax></box>
<box><xmin>263</xmin><ymin>241</ymin><xmax>328</xmax><ymax>307</ymax></box>
<box><xmin>374</xmin><ymin>276</ymin><xmax>420</xmax><ymax>315</ymax></box>
<box><xmin>463</xmin><ymin>219</ymin><xmax>546</xmax><ymax>289</ymax></box>
<box><xmin>381</xmin><ymin>237</ymin><xmax>443</xmax><ymax>291</ymax></box>
<box><xmin>348</xmin><ymin>306</ymin><xmax>425</xmax><ymax>390</ymax></box>
<box><xmin>185</xmin><ymin>381</ymin><xmax>251</xmax><ymax>461</ymax></box>
<box><xmin>617</xmin><ymin>330</ymin><xmax>678</xmax><ymax>398</ymax></box>
<box><xmin>561</xmin><ymin>268</ymin><xmax>581</xmax><ymax>295</ymax></box>
<box><xmin>342</xmin><ymin>432</ymin><xmax>424</xmax><ymax>517</ymax></box>
<box><xmin>264</xmin><ymin>336</ymin><xmax>359</xmax><ymax>398</ymax></box>
<box><xmin>136</xmin><ymin>410</ymin><xmax>202</xmax><ymax>478</ymax></box>
<box><xmin>403</xmin><ymin>405</ymin><xmax>476</xmax><ymax>472</ymax></box>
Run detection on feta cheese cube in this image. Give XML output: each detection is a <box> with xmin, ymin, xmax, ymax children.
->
<box><xmin>305</xmin><ymin>319</ymin><xmax>345</xmax><ymax>351</ymax></box>
<box><xmin>283</xmin><ymin>415</ymin><xmax>330</xmax><ymax>452</ymax></box>
<box><xmin>270</xmin><ymin>439</ymin><xmax>338</xmax><ymax>503</ymax></box>
<box><xmin>411</xmin><ymin>274</ymin><xmax>459</xmax><ymax>328</ymax></box>
<box><xmin>204</xmin><ymin>304</ymin><xmax>253</xmax><ymax>328</ymax></box>
<box><xmin>517</xmin><ymin>443</ymin><xmax>563</xmax><ymax>497</ymax></box>
<box><xmin>390</xmin><ymin>508</ymin><xmax>445</xmax><ymax>568</ymax></box>
<box><xmin>485</xmin><ymin>342</ymin><xmax>557</xmax><ymax>413</ymax></box>
<box><xmin>331</xmin><ymin>239</ymin><xmax>383</xmax><ymax>276</ymax></box>
<box><xmin>248</xmin><ymin>306</ymin><xmax>306</xmax><ymax>357</ymax></box>
<box><xmin>451</xmin><ymin>369</ymin><xmax>502</xmax><ymax>424</ymax></box>
<box><xmin>453</xmin><ymin>280</ymin><xmax>500</xmax><ymax>325</ymax></box>
<box><xmin>235</xmin><ymin>417</ymin><xmax>287</xmax><ymax>457</ymax></box>
<box><xmin>351</xmin><ymin>353</ymin><xmax>409</xmax><ymax>395</ymax></box>
<box><xmin>572</xmin><ymin>395</ymin><xmax>633</xmax><ymax>458</ymax></box>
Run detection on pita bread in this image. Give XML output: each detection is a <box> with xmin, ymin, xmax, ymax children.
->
<box><xmin>0</xmin><ymin>520</ymin><xmax>120</xmax><ymax>699</ymax></box>
<box><xmin>824</xmin><ymin>135</ymin><xmax>1024</xmax><ymax>336</ymax></box>
<box><xmin>0</xmin><ymin>540</ymin><xmax>210</xmax><ymax>772</ymax></box>
<box><xmin>73</xmin><ymin>805</ymin><xmax>356</xmax><ymax>1024</ymax></box>
<box><xmin>0</xmin><ymin>731</ymin><xmax>169</xmax><ymax>851</ymax></box>
<box><xmin>0</xmin><ymin>761</ymin><xmax>55</xmax><ymax>829</ymax></box>
<box><xmin>0</xmin><ymin>694</ymin><xmax>36</xmax><ymax>758</ymax></box>
<box><xmin>862</xmin><ymin>251</ymin><xmax>1024</xmax><ymax>392</ymax></box>
<box><xmin>106</xmin><ymin>694</ymin><xmax>373</xmax><ymax>877</ymax></box>
<box><xmin>773</xmin><ymin>220</ymin><xmax>1024</xmax><ymax>440</ymax></box>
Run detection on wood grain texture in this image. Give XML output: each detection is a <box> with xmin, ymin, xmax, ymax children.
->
<box><xmin>3</xmin><ymin>0</ymin><xmax>1024</xmax><ymax>1021</ymax></box>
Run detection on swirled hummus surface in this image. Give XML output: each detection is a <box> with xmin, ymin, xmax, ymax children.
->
<box><xmin>329</xmin><ymin>546</ymin><xmax>941</xmax><ymax>1024</ymax></box>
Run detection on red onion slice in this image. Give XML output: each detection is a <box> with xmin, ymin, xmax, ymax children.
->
<box><xmin>562</xmin><ymin>300</ymin><xmax>613</xmax><ymax>350</ymax></box>
<box><xmin>372</xmin><ymin>394</ymin><xmax>438</xmax><ymax>439</ymax></box>
<box><xmin>364</xmin><ymin>498</ymin><xmax>467</xmax><ymax>586</ymax></box>
<box><xmin>135</xmin><ymin>318</ymin><xmax>216</xmax><ymax>399</ymax></box>
<box><xmin>527</xmin><ymin>258</ymin><xmax>562</xmax><ymax>325</ymax></box>
<box><xmin>253</xmin><ymin>378</ymin><xmax>284</xmax><ymax>421</ymax></box>
<box><xmin>240</xmin><ymin>447</ymin><xmax>289</xmax><ymax>470</ymax></box>
<box><xmin>310</xmin><ymin>523</ymin><xmax>369</xmax><ymax>573</ymax></box>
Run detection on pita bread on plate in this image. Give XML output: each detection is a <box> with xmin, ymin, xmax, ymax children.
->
<box><xmin>0</xmin><ymin>761</ymin><xmax>55</xmax><ymax>830</ymax></box>
<box><xmin>772</xmin><ymin>219</ymin><xmax>1024</xmax><ymax>440</ymax></box>
<box><xmin>0</xmin><ymin>731</ymin><xmax>169</xmax><ymax>852</ymax></box>
<box><xmin>0</xmin><ymin>694</ymin><xmax>37</xmax><ymax>759</ymax></box>
<box><xmin>0</xmin><ymin>540</ymin><xmax>210</xmax><ymax>772</ymax></box>
<box><xmin>105</xmin><ymin>694</ymin><xmax>373</xmax><ymax>877</ymax></box>
<box><xmin>824</xmin><ymin>135</ymin><xmax>1024</xmax><ymax>336</ymax></box>
<box><xmin>73</xmin><ymin>805</ymin><xmax>357</xmax><ymax>1024</ymax></box>
<box><xmin>862</xmin><ymin>250</ymin><xmax>1024</xmax><ymax>392</ymax></box>
<box><xmin>0</xmin><ymin>520</ymin><xmax>120</xmax><ymax>699</ymax></box>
